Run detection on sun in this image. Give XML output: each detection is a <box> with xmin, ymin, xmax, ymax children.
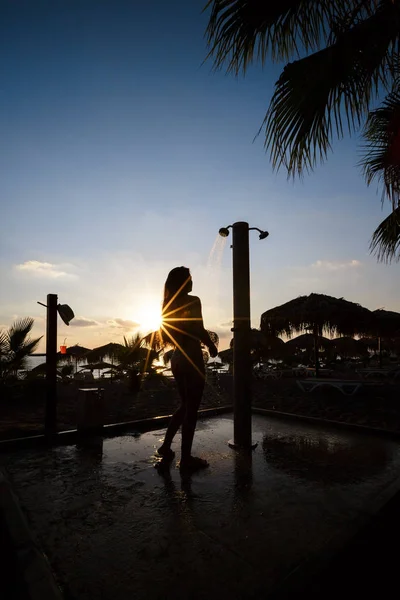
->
<box><xmin>136</xmin><ymin>302</ymin><xmax>163</xmax><ymax>333</ymax></box>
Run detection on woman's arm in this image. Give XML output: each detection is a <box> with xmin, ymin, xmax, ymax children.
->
<box><xmin>189</xmin><ymin>296</ymin><xmax>218</xmax><ymax>355</ymax></box>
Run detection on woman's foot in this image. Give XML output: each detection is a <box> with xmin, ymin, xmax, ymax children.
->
<box><xmin>179</xmin><ymin>456</ymin><xmax>209</xmax><ymax>471</ymax></box>
<box><xmin>157</xmin><ymin>445</ymin><xmax>175</xmax><ymax>461</ymax></box>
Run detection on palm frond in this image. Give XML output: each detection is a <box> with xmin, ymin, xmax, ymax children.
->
<box><xmin>7</xmin><ymin>317</ymin><xmax>35</xmax><ymax>353</ymax></box>
<box><xmin>123</xmin><ymin>332</ymin><xmax>142</xmax><ymax>350</ymax></box>
<box><xmin>0</xmin><ymin>329</ymin><xmax>8</xmax><ymax>357</ymax></box>
<box><xmin>360</xmin><ymin>87</ymin><xmax>400</xmax><ymax>206</ymax></box>
<box><xmin>263</xmin><ymin>2</ymin><xmax>398</xmax><ymax>177</ymax></box>
<box><xmin>370</xmin><ymin>206</ymin><xmax>400</xmax><ymax>262</ymax></box>
<box><xmin>163</xmin><ymin>349</ymin><xmax>175</xmax><ymax>366</ymax></box>
<box><xmin>141</xmin><ymin>330</ymin><xmax>165</xmax><ymax>352</ymax></box>
<box><xmin>205</xmin><ymin>0</ymin><xmax>358</xmax><ymax>71</ymax></box>
<box><xmin>206</xmin><ymin>330</ymin><xmax>219</xmax><ymax>347</ymax></box>
<box><xmin>14</xmin><ymin>337</ymin><xmax>42</xmax><ymax>357</ymax></box>
<box><xmin>9</xmin><ymin>338</ymin><xmax>43</xmax><ymax>373</ymax></box>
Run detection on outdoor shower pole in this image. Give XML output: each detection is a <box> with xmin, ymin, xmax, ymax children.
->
<box><xmin>231</xmin><ymin>222</ymin><xmax>253</xmax><ymax>449</ymax></box>
<box><xmin>45</xmin><ymin>294</ymin><xmax>58</xmax><ymax>435</ymax></box>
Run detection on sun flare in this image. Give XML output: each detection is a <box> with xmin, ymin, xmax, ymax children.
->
<box><xmin>136</xmin><ymin>303</ymin><xmax>163</xmax><ymax>333</ymax></box>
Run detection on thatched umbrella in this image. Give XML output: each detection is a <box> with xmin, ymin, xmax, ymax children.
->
<box><xmin>57</xmin><ymin>344</ymin><xmax>91</xmax><ymax>371</ymax></box>
<box><xmin>369</xmin><ymin>309</ymin><xmax>400</xmax><ymax>367</ymax></box>
<box><xmin>218</xmin><ymin>348</ymin><xmax>233</xmax><ymax>365</ymax></box>
<box><xmin>57</xmin><ymin>344</ymin><xmax>90</xmax><ymax>358</ymax></box>
<box><xmin>84</xmin><ymin>343</ymin><xmax>124</xmax><ymax>363</ymax></box>
<box><xmin>285</xmin><ymin>333</ymin><xmax>331</xmax><ymax>352</ymax></box>
<box><xmin>80</xmin><ymin>361</ymin><xmax>114</xmax><ymax>378</ymax></box>
<box><xmin>285</xmin><ymin>333</ymin><xmax>331</xmax><ymax>367</ymax></box>
<box><xmin>331</xmin><ymin>337</ymin><xmax>368</xmax><ymax>359</ymax></box>
<box><xmin>372</xmin><ymin>309</ymin><xmax>400</xmax><ymax>338</ymax></box>
<box><xmin>260</xmin><ymin>293</ymin><xmax>371</xmax><ymax>376</ymax></box>
<box><xmin>229</xmin><ymin>329</ymin><xmax>286</xmax><ymax>363</ymax></box>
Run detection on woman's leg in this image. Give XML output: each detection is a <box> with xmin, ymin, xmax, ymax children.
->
<box><xmin>180</xmin><ymin>376</ymin><xmax>205</xmax><ymax>463</ymax></box>
<box><xmin>158</xmin><ymin>368</ymin><xmax>188</xmax><ymax>454</ymax></box>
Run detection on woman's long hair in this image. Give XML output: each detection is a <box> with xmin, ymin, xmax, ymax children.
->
<box><xmin>160</xmin><ymin>266</ymin><xmax>192</xmax><ymax>347</ymax></box>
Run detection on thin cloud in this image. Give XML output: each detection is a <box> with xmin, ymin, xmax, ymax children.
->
<box><xmin>107</xmin><ymin>318</ymin><xmax>140</xmax><ymax>330</ymax></box>
<box><xmin>15</xmin><ymin>260</ymin><xmax>77</xmax><ymax>279</ymax></box>
<box><xmin>220</xmin><ymin>321</ymin><xmax>233</xmax><ymax>328</ymax></box>
<box><xmin>311</xmin><ymin>259</ymin><xmax>361</xmax><ymax>271</ymax></box>
<box><xmin>70</xmin><ymin>318</ymin><xmax>100</xmax><ymax>327</ymax></box>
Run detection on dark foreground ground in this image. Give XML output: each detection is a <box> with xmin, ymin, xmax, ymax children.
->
<box><xmin>2</xmin><ymin>414</ymin><xmax>400</xmax><ymax>599</ymax></box>
<box><xmin>0</xmin><ymin>514</ymin><xmax>29</xmax><ymax>599</ymax></box>
<box><xmin>303</xmin><ymin>488</ymin><xmax>400</xmax><ymax>600</ymax></box>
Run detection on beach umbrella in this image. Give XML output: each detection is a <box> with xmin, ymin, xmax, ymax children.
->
<box><xmin>57</xmin><ymin>344</ymin><xmax>91</xmax><ymax>371</ymax></box>
<box><xmin>372</xmin><ymin>309</ymin><xmax>400</xmax><ymax>338</ymax></box>
<box><xmin>368</xmin><ymin>309</ymin><xmax>400</xmax><ymax>366</ymax></box>
<box><xmin>218</xmin><ymin>348</ymin><xmax>233</xmax><ymax>365</ymax></box>
<box><xmin>285</xmin><ymin>333</ymin><xmax>331</xmax><ymax>351</ymax></box>
<box><xmin>58</xmin><ymin>344</ymin><xmax>90</xmax><ymax>357</ymax></box>
<box><xmin>260</xmin><ymin>293</ymin><xmax>371</xmax><ymax>375</ymax></box>
<box><xmin>330</xmin><ymin>337</ymin><xmax>368</xmax><ymax>359</ymax></box>
<box><xmin>229</xmin><ymin>329</ymin><xmax>286</xmax><ymax>363</ymax></box>
<box><xmin>84</xmin><ymin>343</ymin><xmax>124</xmax><ymax>363</ymax></box>
<box><xmin>80</xmin><ymin>361</ymin><xmax>114</xmax><ymax>370</ymax></box>
<box><xmin>80</xmin><ymin>361</ymin><xmax>114</xmax><ymax>378</ymax></box>
<box><xmin>285</xmin><ymin>333</ymin><xmax>332</xmax><ymax>367</ymax></box>
<box><xmin>256</xmin><ymin>335</ymin><xmax>287</xmax><ymax>362</ymax></box>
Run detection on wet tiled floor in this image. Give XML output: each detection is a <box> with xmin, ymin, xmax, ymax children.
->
<box><xmin>2</xmin><ymin>415</ymin><xmax>400</xmax><ymax>600</ymax></box>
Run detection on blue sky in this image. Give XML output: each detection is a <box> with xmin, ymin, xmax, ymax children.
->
<box><xmin>1</xmin><ymin>0</ymin><xmax>398</xmax><ymax>352</ymax></box>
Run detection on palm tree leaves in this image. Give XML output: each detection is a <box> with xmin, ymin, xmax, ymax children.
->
<box><xmin>205</xmin><ymin>0</ymin><xmax>348</xmax><ymax>70</ymax></box>
<box><xmin>0</xmin><ymin>318</ymin><xmax>42</xmax><ymax>378</ymax></box>
<box><xmin>264</xmin><ymin>2</ymin><xmax>399</xmax><ymax>176</ymax></box>
<box><xmin>0</xmin><ymin>329</ymin><xmax>8</xmax><ymax>358</ymax></box>
<box><xmin>206</xmin><ymin>1</ymin><xmax>400</xmax><ymax>177</ymax></box>
<box><xmin>7</xmin><ymin>317</ymin><xmax>36</xmax><ymax>353</ymax></box>
<box><xmin>205</xmin><ymin>1</ymin><xmax>400</xmax><ymax>261</ymax></box>
<box><xmin>370</xmin><ymin>205</ymin><xmax>400</xmax><ymax>261</ymax></box>
<box><xmin>360</xmin><ymin>87</ymin><xmax>400</xmax><ymax>206</ymax></box>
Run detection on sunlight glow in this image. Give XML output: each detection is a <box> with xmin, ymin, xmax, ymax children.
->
<box><xmin>136</xmin><ymin>303</ymin><xmax>162</xmax><ymax>333</ymax></box>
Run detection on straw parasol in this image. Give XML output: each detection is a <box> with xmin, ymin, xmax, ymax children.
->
<box><xmin>57</xmin><ymin>344</ymin><xmax>91</xmax><ymax>371</ymax></box>
<box><xmin>285</xmin><ymin>333</ymin><xmax>331</xmax><ymax>367</ymax></box>
<box><xmin>367</xmin><ymin>309</ymin><xmax>400</xmax><ymax>366</ymax></box>
<box><xmin>260</xmin><ymin>293</ymin><xmax>371</xmax><ymax>375</ymax></box>
<box><xmin>84</xmin><ymin>343</ymin><xmax>124</xmax><ymax>363</ymax></box>
<box><xmin>285</xmin><ymin>333</ymin><xmax>331</xmax><ymax>350</ymax></box>
<box><xmin>218</xmin><ymin>348</ymin><xmax>233</xmax><ymax>365</ymax></box>
<box><xmin>330</xmin><ymin>337</ymin><xmax>368</xmax><ymax>359</ymax></box>
<box><xmin>80</xmin><ymin>361</ymin><xmax>114</xmax><ymax>378</ymax></box>
<box><xmin>229</xmin><ymin>329</ymin><xmax>286</xmax><ymax>363</ymax></box>
<box><xmin>372</xmin><ymin>309</ymin><xmax>400</xmax><ymax>338</ymax></box>
<box><xmin>57</xmin><ymin>344</ymin><xmax>90</xmax><ymax>358</ymax></box>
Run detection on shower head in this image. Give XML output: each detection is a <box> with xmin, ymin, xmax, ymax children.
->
<box><xmin>219</xmin><ymin>227</ymin><xmax>231</xmax><ymax>238</ymax></box>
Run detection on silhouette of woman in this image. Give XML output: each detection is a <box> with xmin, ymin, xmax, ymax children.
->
<box><xmin>157</xmin><ymin>267</ymin><xmax>218</xmax><ymax>471</ymax></box>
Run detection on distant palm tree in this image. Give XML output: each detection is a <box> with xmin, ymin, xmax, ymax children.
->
<box><xmin>0</xmin><ymin>318</ymin><xmax>42</xmax><ymax>382</ymax></box>
<box><xmin>205</xmin><ymin>0</ymin><xmax>400</xmax><ymax>258</ymax></box>
<box><xmin>115</xmin><ymin>333</ymin><xmax>161</xmax><ymax>392</ymax></box>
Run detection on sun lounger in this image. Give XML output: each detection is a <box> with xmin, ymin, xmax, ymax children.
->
<box><xmin>356</xmin><ymin>368</ymin><xmax>396</xmax><ymax>380</ymax></box>
<box><xmin>297</xmin><ymin>379</ymin><xmax>363</xmax><ymax>396</ymax></box>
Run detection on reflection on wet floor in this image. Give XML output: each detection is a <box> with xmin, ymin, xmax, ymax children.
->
<box><xmin>2</xmin><ymin>415</ymin><xmax>400</xmax><ymax>600</ymax></box>
<box><xmin>262</xmin><ymin>429</ymin><xmax>390</xmax><ymax>484</ymax></box>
